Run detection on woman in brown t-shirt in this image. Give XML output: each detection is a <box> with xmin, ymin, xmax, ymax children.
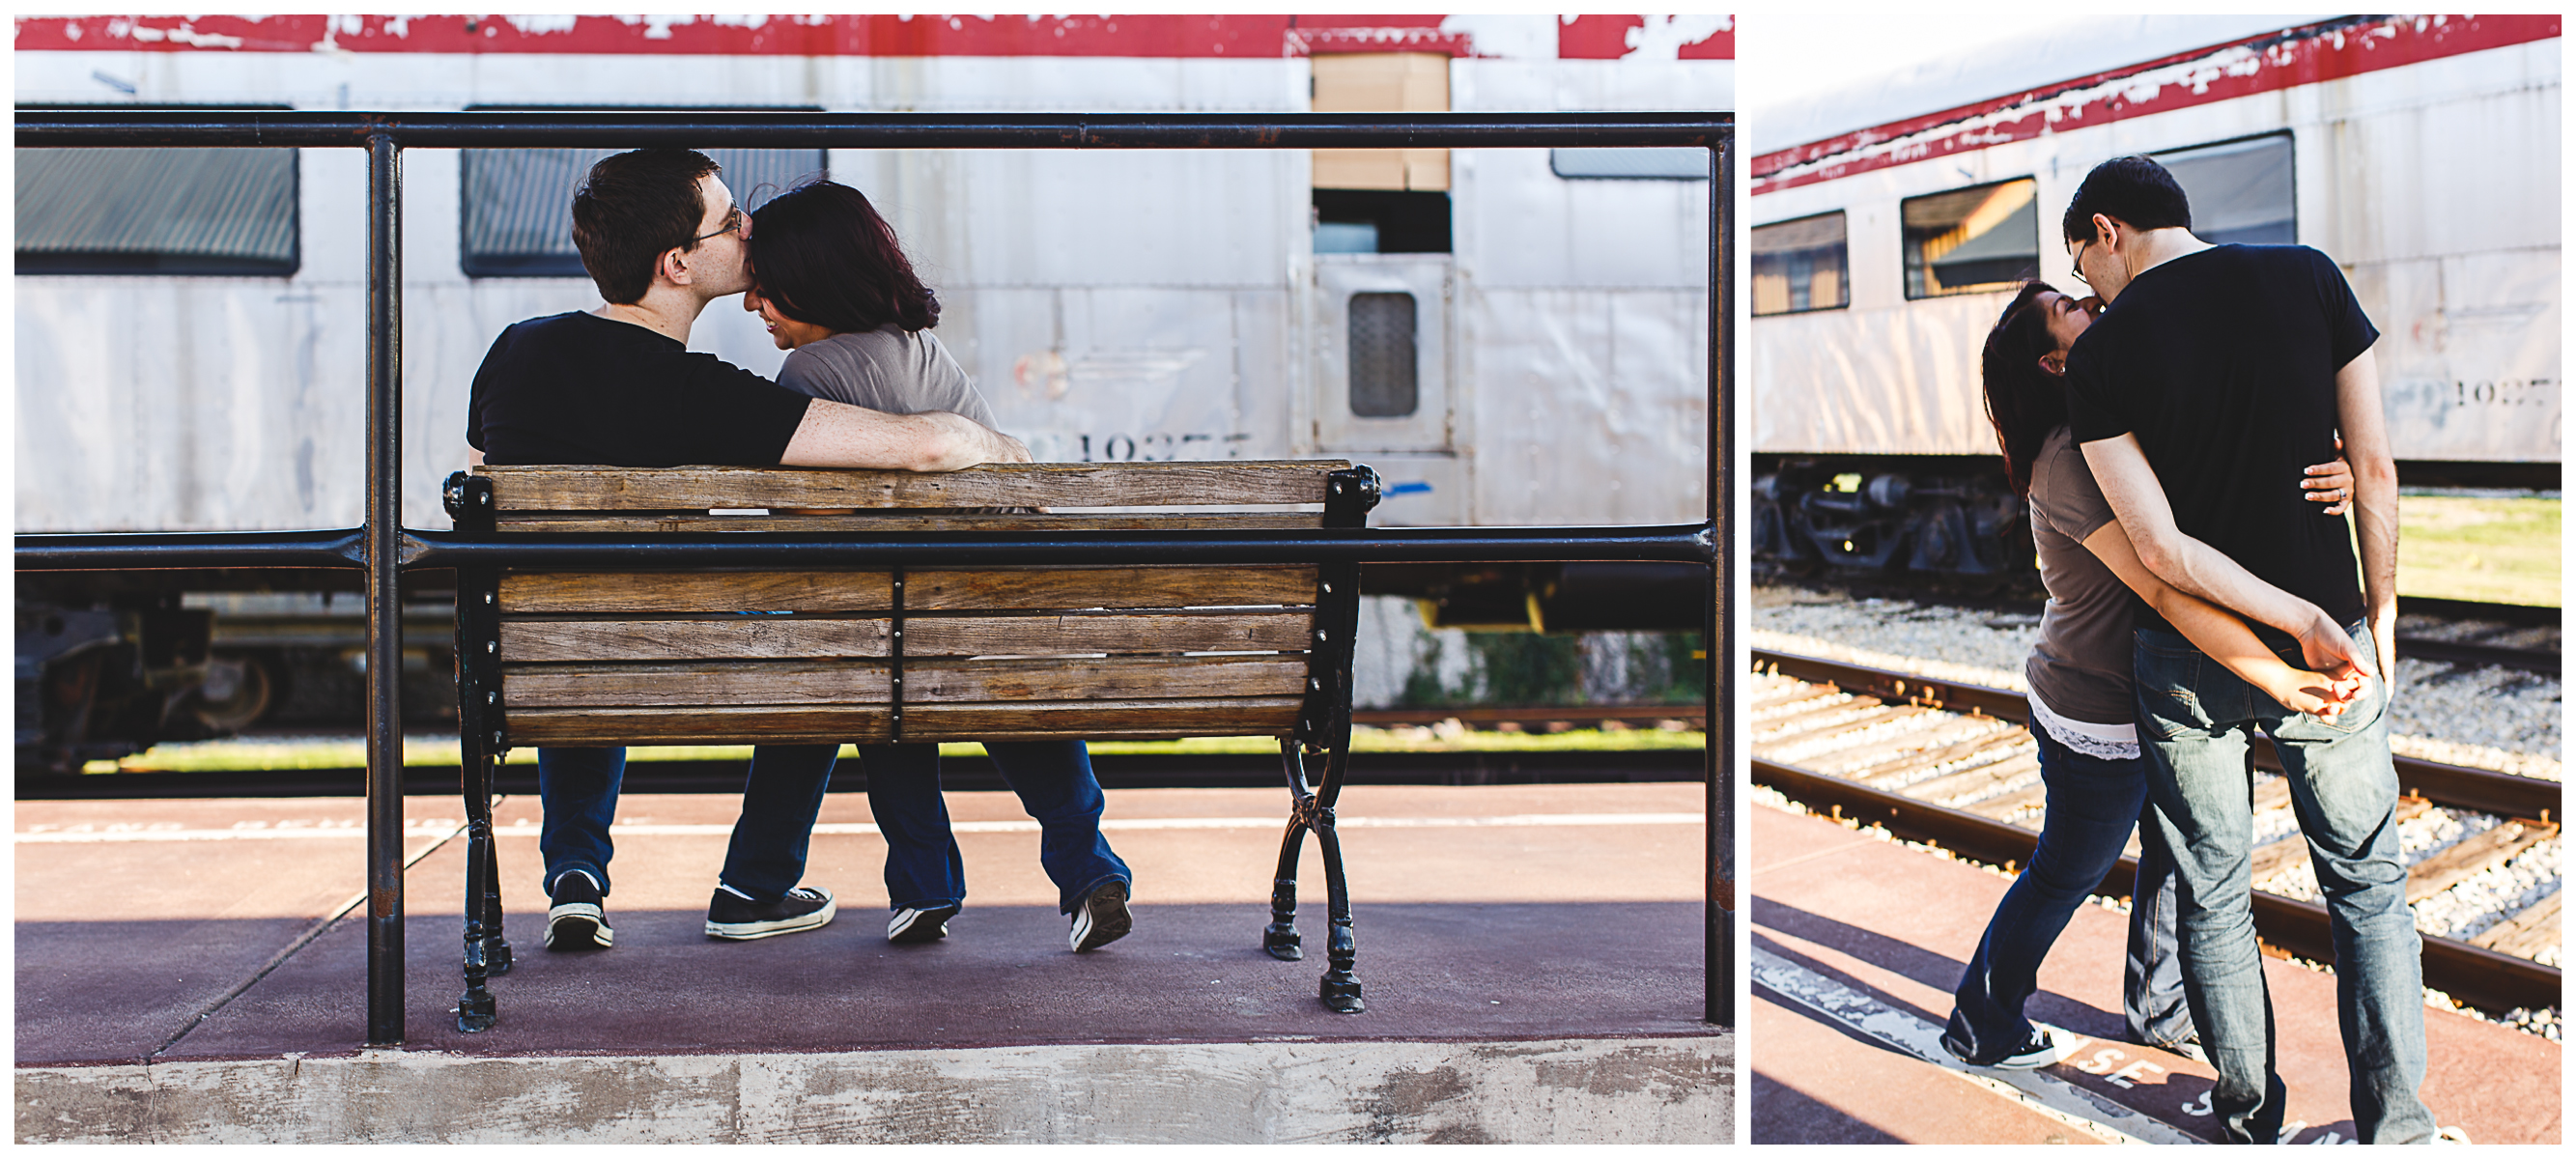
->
<box><xmin>1941</xmin><ymin>281</ymin><xmax>2363</xmax><ymax>1069</ymax></box>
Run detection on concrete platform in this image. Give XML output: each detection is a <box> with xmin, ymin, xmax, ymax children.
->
<box><xmin>1749</xmin><ymin>803</ymin><xmax>2560</xmax><ymax>1145</ymax></box>
<box><xmin>16</xmin><ymin>781</ymin><xmax>1726</xmax><ymax>1143</ymax></box>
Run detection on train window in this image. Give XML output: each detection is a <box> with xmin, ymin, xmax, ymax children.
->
<box><xmin>2153</xmin><ymin>134</ymin><xmax>2295</xmax><ymax>246</ymax></box>
<box><xmin>1549</xmin><ymin>149</ymin><xmax>1710</xmax><ymax>181</ymax></box>
<box><xmin>1751</xmin><ymin>212</ymin><xmax>1849</xmax><ymax>316</ymax></box>
<box><xmin>460</xmin><ymin>144</ymin><xmax>825</xmax><ymax>278</ymax></box>
<box><xmin>1902</xmin><ymin>178</ymin><xmax>2038</xmax><ymax>299</ymax></box>
<box><xmin>1347</xmin><ymin>292</ymin><xmax>1420</xmax><ymax>418</ymax></box>
<box><xmin>15</xmin><ymin>147</ymin><xmax>299</xmax><ymax>276</ymax></box>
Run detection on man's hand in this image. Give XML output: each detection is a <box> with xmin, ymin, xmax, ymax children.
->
<box><xmin>2291</xmin><ymin>610</ymin><xmax>2368</xmax><ymax>685</ymax></box>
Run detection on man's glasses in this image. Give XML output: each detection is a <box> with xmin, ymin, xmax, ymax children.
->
<box><xmin>2068</xmin><ymin>238</ymin><xmax>2092</xmax><ymax>286</ymax></box>
<box><xmin>693</xmin><ymin>206</ymin><xmax>745</xmax><ymax>244</ymax></box>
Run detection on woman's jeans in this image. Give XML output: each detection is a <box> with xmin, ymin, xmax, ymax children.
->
<box><xmin>537</xmin><ymin>744</ymin><xmax>836</xmax><ymax>899</ymax></box>
<box><xmin>1944</xmin><ymin>723</ymin><xmax>2193</xmax><ymax>1064</ymax></box>
<box><xmin>2133</xmin><ymin>622</ymin><xmax>2432</xmax><ymax>1145</ymax></box>
<box><xmin>861</xmin><ymin>741</ymin><xmax>1132</xmax><ymax>916</ymax></box>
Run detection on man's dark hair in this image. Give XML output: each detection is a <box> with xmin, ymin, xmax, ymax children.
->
<box><xmin>2060</xmin><ymin>155</ymin><xmax>2192</xmax><ymax>244</ymax></box>
<box><xmin>745</xmin><ymin>179</ymin><xmax>941</xmax><ymax>334</ymax></box>
<box><xmin>571</xmin><ymin>149</ymin><xmax>722</xmax><ymax>305</ymax></box>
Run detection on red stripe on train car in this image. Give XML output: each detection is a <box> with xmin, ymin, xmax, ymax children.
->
<box><xmin>1753</xmin><ymin>14</ymin><xmax>2559</xmax><ymax>195</ymax></box>
<box><xmin>14</xmin><ymin>14</ymin><xmax>1733</xmax><ymax>61</ymax></box>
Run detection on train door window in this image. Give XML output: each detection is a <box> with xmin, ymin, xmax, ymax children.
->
<box><xmin>2153</xmin><ymin>134</ymin><xmax>2295</xmax><ymax>245</ymax></box>
<box><xmin>1752</xmin><ymin>212</ymin><xmax>1849</xmax><ymax>315</ymax></box>
<box><xmin>1902</xmin><ymin>178</ymin><xmax>2038</xmax><ymax>299</ymax></box>
<box><xmin>459</xmin><ymin>109</ymin><xmax>824</xmax><ymax>277</ymax></box>
<box><xmin>15</xmin><ymin>105</ymin><xmax>298</xmax><ymax>276</ymax></box>
<box><xmin>1347</xmin><ymin>292</ymin><xmax>1420</xmax><ymax>417</ymax></box>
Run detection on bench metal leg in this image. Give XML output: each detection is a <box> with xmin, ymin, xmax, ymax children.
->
<box><xmin>1264</xmin><ymin>741</ymin><xmax>1308</xmax><ymax>961</ymax></box>
<box><xmin>457</xmin><ymin>749</ymin><xmax>503</xmax><ymax>1032</ymax></box>
<box><xmin>1269</xmin><ymin>739</ymin><xmax>1363</xmax><ymax>1012</ymax></box>
<box><xmin>1310</xmin><ymin>742</ymin><xmax>1363</xmax><ymax>1014</ymax></box>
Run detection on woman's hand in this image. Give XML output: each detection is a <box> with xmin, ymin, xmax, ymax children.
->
<box><xmin>2302</xmin><ymin>435</ymin><xmax>2353</xmax><ymax>516</ymax></box>
<box><xmin>2256</xmin><ymin>664</ymin><xmax>2366</xmax><ymax>719</ymax></box>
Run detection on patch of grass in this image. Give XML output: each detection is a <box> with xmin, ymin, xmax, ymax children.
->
<box><xmin>2396</xmin><ymin>495</ymin><xmax>2560</xmax><ymax>607</ymax></box>
<box><xmin>99</xmin><ymin>727</ymin><xmax>1706</xmax><ymax>774</ymax></box>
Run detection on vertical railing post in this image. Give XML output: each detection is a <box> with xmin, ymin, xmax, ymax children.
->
<box><xmin>364</xmin><ymin>130</ymin><xmax>407</xmax><ymax>1046</ymax></box>
<box><xmin>1704</xmin><ymin>137</ymin><xmax>1735</xmax><ymax>1028</ymax></box>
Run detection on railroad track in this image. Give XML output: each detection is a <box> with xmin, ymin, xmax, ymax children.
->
<box><xmin>1760</xmin><ymin>577</ymin><xmax>2562</xmax><ymax>675</ymax></box>
<box><xmin>1751</xmin><ymin>649</ymin><xmax>2562</xmax><ymax>1014</ymax></box>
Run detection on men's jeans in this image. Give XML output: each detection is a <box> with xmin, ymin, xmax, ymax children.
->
<box><xmin>1944</xmin><ymin>724</ymin><xmax>2193</xmax><ymax>1064</ymax></box>
<box><xmin>862</xmin><ymin>741</ymin><xmax>1132</xmax><ymax>915</ymax></box>
<box><xmin>537</xmin><ymin>744</ymin><xmax>837</xmax><ymax>900</ymax></box>
<box><xmin>2133</xmin><ymin>622</ymin><xmax>2433</xmax><ymax>1145</ymax></box>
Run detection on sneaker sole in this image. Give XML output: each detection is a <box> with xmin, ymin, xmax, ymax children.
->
<box><xmin>545</xmin><ymin>903</ymin><xmax>613</xmax><ymax>951</ymax></box>
<box><xmin>1070</xmin><ymin>882</ymin><xmax>1132</xmax><ymax>952</ymax></box>
<box><xmin>704</xmin><ymin>897</ymin><xmax>837</xmax><ymax>941</ymax></box>
<box><xmin>888</xmin><ymin>906</ymin><xmax>958</xmax><ymax>945</ymax></box>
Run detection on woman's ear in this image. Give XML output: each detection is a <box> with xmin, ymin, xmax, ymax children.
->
<box><xmin>2037</xmin><ymin>352</ymin><xmax>2067</xmax><ymax>377</ymax></box>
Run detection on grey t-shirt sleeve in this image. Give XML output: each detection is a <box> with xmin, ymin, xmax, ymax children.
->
<box><xmin>774</xmin><ymin>326</ymin><xmax>997</xmax><ymax>428</ymax></box>
<box><xmin>2029</xmin><ymin>430</ymin><xmax>2117</xmax><ymax>545</ymax></box>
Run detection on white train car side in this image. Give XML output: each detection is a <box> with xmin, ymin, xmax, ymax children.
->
<box><xmin>1748</xmin><ymin>14</ymin><xmax>2560</xmax><ymax>579</ymax></box>
<box><xmin>14</xmin><ymin>14</ymin><xmax>1729</xmax><ymax>763</ymax></box>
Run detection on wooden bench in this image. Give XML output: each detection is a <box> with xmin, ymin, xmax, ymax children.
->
<box><xmin>440</xmin><ymin>460</ymin><xmax>1380</xmax><ymax>1031</ymax></box>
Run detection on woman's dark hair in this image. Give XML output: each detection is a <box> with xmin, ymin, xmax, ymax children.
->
<box><xmin>745</xmin><ymin>179</ymin><xmax>939</xmax><ymax>334</ymax></box>
<box><xmin>572</xmin><ymin>149</ymin><xmax>722</xmax><ymax>305</ymax></box>
<box><xmin>1980</xmin><ymin>280</ymin><xmax>2071</xmax><ymax>498</ymax></box>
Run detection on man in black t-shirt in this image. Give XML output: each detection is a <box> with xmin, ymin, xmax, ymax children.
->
<box><xmin>466</xmin><ymin>149</ymin><xmax>1030</xmax><ymax>956</ymax></box>
<box><xmin>2060</xmin><ymin>156</ymin><xmax>2432</xmax><ymax>1144</ymax></box>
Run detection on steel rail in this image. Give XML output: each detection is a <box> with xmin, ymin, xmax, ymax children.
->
<box><xmin>13</xmin><ymin>108</ymin><xmax>1735</xmax><ymax>1039</ymax></box>
<box><xmin>14</xmin><ymin>109</ymin><xmax>1727</xmax><ymax>150</ymax></box>
<box><xmin>1753</xmin><ymin>650</ymin><xmax>2562</xmax><ymax>823</ymax></box>
<box><xmin>2400</xmin><ymin>638</ymin><xmax>2560</xmax><ymax>677</ymax></box>
<box><xmin>1751</xmin><ymin>755</ymin><xmax>2561</xmax><ymax>1013</ymax></box>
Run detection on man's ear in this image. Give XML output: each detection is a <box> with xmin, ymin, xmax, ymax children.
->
<box><xmin>657</xmin><ymin>245</ymin><xmax>693</xmax><ymax>288</ymax></box>
<box><xmin>2038</xmin><ymin>352</ymin><xmax>2067</xmax><ymax>378</ymax></box>
<box><xmin>2090</xmin><ymin>212</ymin><xmax>2121</xmax><ymax>252</ymax></box>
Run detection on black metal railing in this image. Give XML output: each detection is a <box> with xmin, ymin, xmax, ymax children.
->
<box><xmin>14</xmin><ymin>108</ymin><xmax>1735</xmax><ymax>1044</ymax></box>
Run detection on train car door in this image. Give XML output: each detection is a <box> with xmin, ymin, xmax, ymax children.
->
<box><xmin>1306</xmin><ymin>50</ymin><xmax>1461</xmax><ymax>523</ymax></box>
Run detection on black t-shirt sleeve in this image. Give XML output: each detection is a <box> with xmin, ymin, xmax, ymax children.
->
<box><xmin>681</xmin><ymin>354</ymin><xmax>815</xmax><ymax>466</ymax></box>
<box><xmin>465</xmin><ymin>323</ymin><xmax>513</xmax><ymax>453</ymax></box>
<box><xmin>2311</xmin><ymin>247</ymin><xmax>2380</xmax><ymax>369</ymax></box>
<box><xmin>2061</xmin><ymin>332</ymin><xmax>2131</xmax><ymax>444</ymax></box>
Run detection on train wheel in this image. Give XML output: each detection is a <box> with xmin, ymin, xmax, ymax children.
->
<box><xmin>188</xmin><ymin>655</ymin><xmax>276</xmax><ymax>733</ymax></box>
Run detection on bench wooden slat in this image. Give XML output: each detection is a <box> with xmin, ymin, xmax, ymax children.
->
<box><xmin>479</xmin><ymin>461</ymin><xmax>1346</xmax><ymax>512</ymax></box>
<box><xmin>908</xmin><ymin>567</ymin><xmax>1316</xmax><ymax>611</ymax></box>
<box><xmin>905</xmin><ymin>612</ymin><xmax>1311</xmax><ymax>657</ymax></box>
<box><xmin>901</xmin><ymin>697</ymin><xmax>1304</xmax><ymax>740</ymax></box>
<box><xmin>493</xmin><ymin>513</ymin><xmax>1327</xmax><ymax>533</ymax></box>
<box><xmin>504</xmin><ymin>661</ymin><xmax>891</xmax><ymax>708</ymax></box>
<box><xmin>500</xmin><ymin>619</ymin><xmax>892</xmax><ymax>663</ymax></box>
<box><xmin>499</xmin><ymin>655</ymin><xmax>1307</xmax><ymax>708</ymax></box>
<box><xmin>505</xmin><ymin>696</ymin><xmax>1304</xmax><ymax>747</ymax></box>
<box><xmin>908</xmin><ymin>655</ymin><xmax>1309</xmax><ymax>701</ymax></box>
<box><xmin>501</xmin><ymin>571</ymin><xmax>893</xmax><ymax>614</ymax></box>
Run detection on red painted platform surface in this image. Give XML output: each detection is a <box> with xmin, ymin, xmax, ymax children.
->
<box><xmin>17</xmin><ymin>781</ymin><xmax>1714</xmax><ymax>1063</ymax></box>
<box><xmin>1749</xmin><ymin>804</ymin><xmax>2561</xmax><ymax>1145</ymax></box>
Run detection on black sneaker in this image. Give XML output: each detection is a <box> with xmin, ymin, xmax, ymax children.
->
<box><xmin>545</xmin><ymin>869</ymin><xmax>613</xmax><ymax>951</ymax></box>
<box><xmin>1945</xmin><ymin>1028</ymin><xmax>2063</xmax><ymax>1070</ymax></box>
<box><xmin>1069</xmin><ymin>879</ymin><xmax>1133</xmax><ymax>952</ymax></box>
<box><xmin>704</xmin><ymin>884</ymin><xmax>836</xmax><ymax>941</ymax></box>
<box><xmin>886</xmin><ymin>903</ymin><xmax>959</xmax><ymax>945</ymax></box>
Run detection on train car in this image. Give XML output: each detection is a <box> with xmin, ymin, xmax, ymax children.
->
<box><xmin>13</xmin><ymin>14</ymin><xmax>1730</xmax><ymax>766</ymax></box>
<box><xmin>1749</xmin><ymin>14</ymin><xmax>2560</xmax><ymax>580</ymax></box>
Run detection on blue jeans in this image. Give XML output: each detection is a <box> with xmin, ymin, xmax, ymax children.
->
<box><xmin>2134</xmin><ymin>622</ymin><xmax>2433</xmax><ymax>1145</ymax></box>
<box><xmin>1945</xmin><ymin>723</ymin><xmax>2193</xmax><ymax>1064</ymax></box>
<box><xmin>536</xmin><ymin>744</ymin><xmax>837</xmax><ymax>900</ymax></box>
<box><xmin>861</xmin><ymin>741</ymin><xmax>1132</xmax><ymax>915</ymax></box>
